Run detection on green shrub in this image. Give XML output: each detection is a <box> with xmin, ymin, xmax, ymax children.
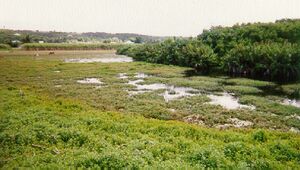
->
<box><xmin>199</xmin><ymin>19</ymin><xmax>300</xmax><ymax>57</ymax></box>
<box><xmin>188</xmin><ymin>147</ymin><xmax>225</xmax><ymax>168</ymax></box>
<box><xmin>252</xmin><ymin>130</ymin><xmax>268</xmax><ymax>142</ymax></box>
<box><xmin>118</xmin><ymin>19</ymin><xmax>300</xmax><ymax>82</ymax></box>
<box><xmin>248</xmin><ymin>159</ymin><xmax>272</xmax><ymax>170</ymax></box>
<box><xmin>224</xmin><ymin>42</ymin><xmax>300</xmax><ymax>82</ymax></box>
<box><xmin>270</xmin><ymin>143</ymin><xmax>298</xmax><ymax>161</ymax></box>
<box><xmin>118</xmin><ymin>38</ymin><xmax>218</xmax><ymax>74</ymax></box>
<box><xmin>0</xmin><ymin>43</ymin><xmax>11</xmax><ymax>50</ymax></box>
<box><xmin>224</xmin><ymin>142</ymin><xmax>243</xmax><ymax>160</ymax></box>
<box><xmin>78</xmin><ymin>153</ymin><xmax>136</xmax><ymax>168</ymax></box>
<box><xmin>58</xmin><ymin>131</ymin><xmax>88</xmax><ymax>146</ymax></box>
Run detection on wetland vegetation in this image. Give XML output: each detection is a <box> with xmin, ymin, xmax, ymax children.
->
<box><xmin>0</xmin><ymin>49</ymin><xmax>299</xmax><ymax>168</ymax></box>
<box><xmin>1</xmin><ymin>0</ymin><xmax>300</xmax><ymax>166</ymax></box>
<box><xmin>21</xmin><ymin>43</ymin><xmax>126</xmax><ymax>51</ymax></box>
<box><xmin>118</xmin><ymin>19</ymin><xmax>300</xmax><ymax>82</ymax></box>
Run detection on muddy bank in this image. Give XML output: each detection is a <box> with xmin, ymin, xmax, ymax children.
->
<box><xmin>207</xmin><ymin>92</ymin><xmax>255</xmax><ymax>110</ymax></box>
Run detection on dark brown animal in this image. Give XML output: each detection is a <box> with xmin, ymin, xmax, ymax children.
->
<box><xmin>49</xmin><ymin>51</ymin><xmax>55</xmax><ymax>55</ymax></box>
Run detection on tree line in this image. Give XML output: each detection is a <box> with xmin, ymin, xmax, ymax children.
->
<box><xmin>0</xmin><ymin>29</ymin><xmax>165</xmax><ymax>47</ymax></box>
<box><xmin>117</xmin><ymin>19</ymin><xmax>300</xmax><ymax>82</ymax></box>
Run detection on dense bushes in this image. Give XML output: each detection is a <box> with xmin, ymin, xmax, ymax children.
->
<box><xmin>118</xmin><ymin>39</ymin><xmax>300</xmax><ymax>82</ymax></box>
<box><xmin>198</xmin><ymin>19</ymin><xmax>300</xmax><ymax>81</ymax></box>
<box><xmin>22</xmin><ymin>43</ymin><xmax>124</xmax><ymax>50</ymax></box>
<box><xmin>224</xmin><ymin>42</ymin><xmax>300</xmax><ymax>81</ymax></box>
<box><xmin>117</xmin><ymin>39</ymin><xmax>218</xmax><ymax>73</ymax></box>
<box><xmin>118</xmin><ymin>19</ymin><xmax>300</xmax><ymax>82</ymax></box>
<box><xmin>199</xmin><ymin>19</ymin><xmax>300</xmax><ymax>57</ymax></box>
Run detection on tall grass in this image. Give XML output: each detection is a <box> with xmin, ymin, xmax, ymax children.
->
<box><xmin>0</xmin><ymin>43</ymin><xmax>11</xmax><ymax>50</ymax></box>
<box><xmin>21</xmin><ymin>43</ymin><xmax>126</xmax><ymax>50</ymax></box>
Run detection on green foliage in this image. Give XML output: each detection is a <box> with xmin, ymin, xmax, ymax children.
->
<box><xmin>253</xmin><ymin>130</ymin><xmax>268</xmax><ymax>142</ymax></box>
<box><xmin>224</xmin><ymin>142</ymin><xmax>248</xmax><ymax>161</ymax></box>
<box><xmin>0</xmin><ymin>29</ymin><xmax>163</xmax><ymax>44</ymax></box>
<box><xmin>133</xmin><ymin>36</ymin><xmax>143</xmax><ymax>43</ymax></box>
<box><xmin>77</xmin><ymin>153</ymin><xmax>137</xmax><ymax>169</ymax></box>
<box><xmin>224</xmin><ymin>42</ymin><xmax>300</xmax><ymax>82</ymax></box>
<box><xmin>118</xmin><ymin>19</ymin><xmax>300</xmax><ymax>82</ymax></box>
<box><xmin>281</xmin><ymin>83</ymin><xmax>300</xmax><ymax>98</ymax></box>
<box><xmin>199</xmin><ymin>19</ymin><xmax>300</xmax><ymax>57</ymax></box>
<box><xmin>0</xmin><ymin>50</ymin><xmax>300</xmax><ymax>169</ymax></box>
<box><xmin>182</xmin><ymin>39</ymin><xmax>219</xmax><ymax>73</ymax></box>
<box><xmin>22</xmin><ymin>34</ymin><xmax>31</xmax><ymax>43</ymax></box>
<box><xmin>225</xmin><ymin>78</ymin><xmax>275</xmax><ymax>87</ymax></box>
<box><xmin>269</xmin><ymin>143</ymin><xmax>300</xmax><ymax>162</ymax></box>
<box><xmin>224</xmin><ymin>85</ymin><xmax>263</xmax><ymax>95</ymax></box>
<box><xmin>116</xmin><ymin>44</ymin><xmax>139</xmax><ymax>55</ymax></box>
<box><xmin>0</xmin><ymin>43</ymin><xmax>11</xmax><ymax>50</ymax></box>
<box><xmin>118</xmin><ymin>38</ymin><xmax>217</xmax><ymax>74</ymax></box>
<box><xmin>200</xmin><ymin>19</ymin><xmax>300</xmax><ymax>82</ymax></box>
<box><xmin>1</xmin><ymin>88</ymin><xmax>298</xmax><ymax>168</ymax></box>
<box><xmin>188</xmin><ymin>147</ymin><xmax>224</xmax><ymax>168</ymax></box>
<box><xmin>0</xmin><ymin>50</ymin><xmax>299</xmax><ymax>129</ymax></box>
<box><xmin>21</xmin><ymin>43</ymin><xmax>125</xmax><ymax>50</ymax></box>
<box><xmin>0</xmin><ymin>29</ymin><xmax>19</xmax><ymax>45</ymax></box>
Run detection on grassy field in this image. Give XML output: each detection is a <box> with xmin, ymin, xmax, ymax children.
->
<box><xmin>21</xmin><ymin>43</ymin><xmax>125</xmax><ymax>50</ymax></box>
<box><xmin>0</xmin><ymin>50</ymin><xmax>299</xmax><ymax>168</ymax></box>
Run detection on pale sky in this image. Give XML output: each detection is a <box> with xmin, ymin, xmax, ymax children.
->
<box><xmin>0</xmin><ymin>0</ymin><xmax>299</xmax><ymax>36</ymax></box>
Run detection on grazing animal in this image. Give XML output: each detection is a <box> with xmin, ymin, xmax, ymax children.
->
<box><xmin>49</xmin><ymin>51</ymin><xmax>55</xmax><ymax>55</ymax></box>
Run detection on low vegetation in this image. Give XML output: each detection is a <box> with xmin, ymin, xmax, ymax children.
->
<box><xmin>22</xmin><ymin>43</ymin><xmax>125</xmax><ymax>50</ymax></box>
<box><xmin>1</xmin><ymin>50</ymin><xmax>299</xmax><ymax>129</ymax></box>
<box><xmin>0</xmin><ymin>43</ymin><xmax>11</xmax><ymax>50</ymax></box>
<box><xmin>1</xmin><ymin>83</ymin><xmax>299</xmax><ymax>169</ymax></box>
<box><xmin>117</xmin><ymin>19</ymin><xmax>300</xmax><ymax>82</ymax></box>
<box><xmin>0</xmin><ymin>50</ymin><xmax>299</xmax><ymax>168</ymax></box>
<box><xmin>1</xmin><ymin>19</ymin><xmax>300</xmax><ymax>169</ymax></box>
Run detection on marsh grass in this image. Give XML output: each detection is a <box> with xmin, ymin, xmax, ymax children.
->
<box><xmin>0</xmin><ymin>51</ymin><xmax>299</xmax><ymax>129</ymax></box>
<box><xmin>0</xmin><ymin>87</ymin><xmax>299</xmax><ymax>168</ymax></box>
<box><xmin>0</xmin><ymin>50</ymin><xmax>299</xmax><ymax>168</ymax></box>
<box><xmin>21</xmin><ymin>43</ymin><xmax>124</xmax><ymax>50</ymax></box>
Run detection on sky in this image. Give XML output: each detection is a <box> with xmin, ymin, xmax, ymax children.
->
<box><xmin>0</xmin><ymin>0</ymin><xmax>299</xmax><ymax>36</ymax></box>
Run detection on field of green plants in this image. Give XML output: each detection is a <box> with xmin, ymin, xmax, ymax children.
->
<box><xmin>22</xmin><ymin>43</ymin><xmax>126</xmax><ymax>51</ymax></box>
<box><xmin>0</xmin><ymin>50</ymin><xmax>299</xmax><ymax>168</ymax></box>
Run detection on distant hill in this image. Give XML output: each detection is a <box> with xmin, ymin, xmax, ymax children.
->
<box><xmin>0</xmin><ymin>29</ymin><xmax>167</xmax><ymax>47</ymax></box>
